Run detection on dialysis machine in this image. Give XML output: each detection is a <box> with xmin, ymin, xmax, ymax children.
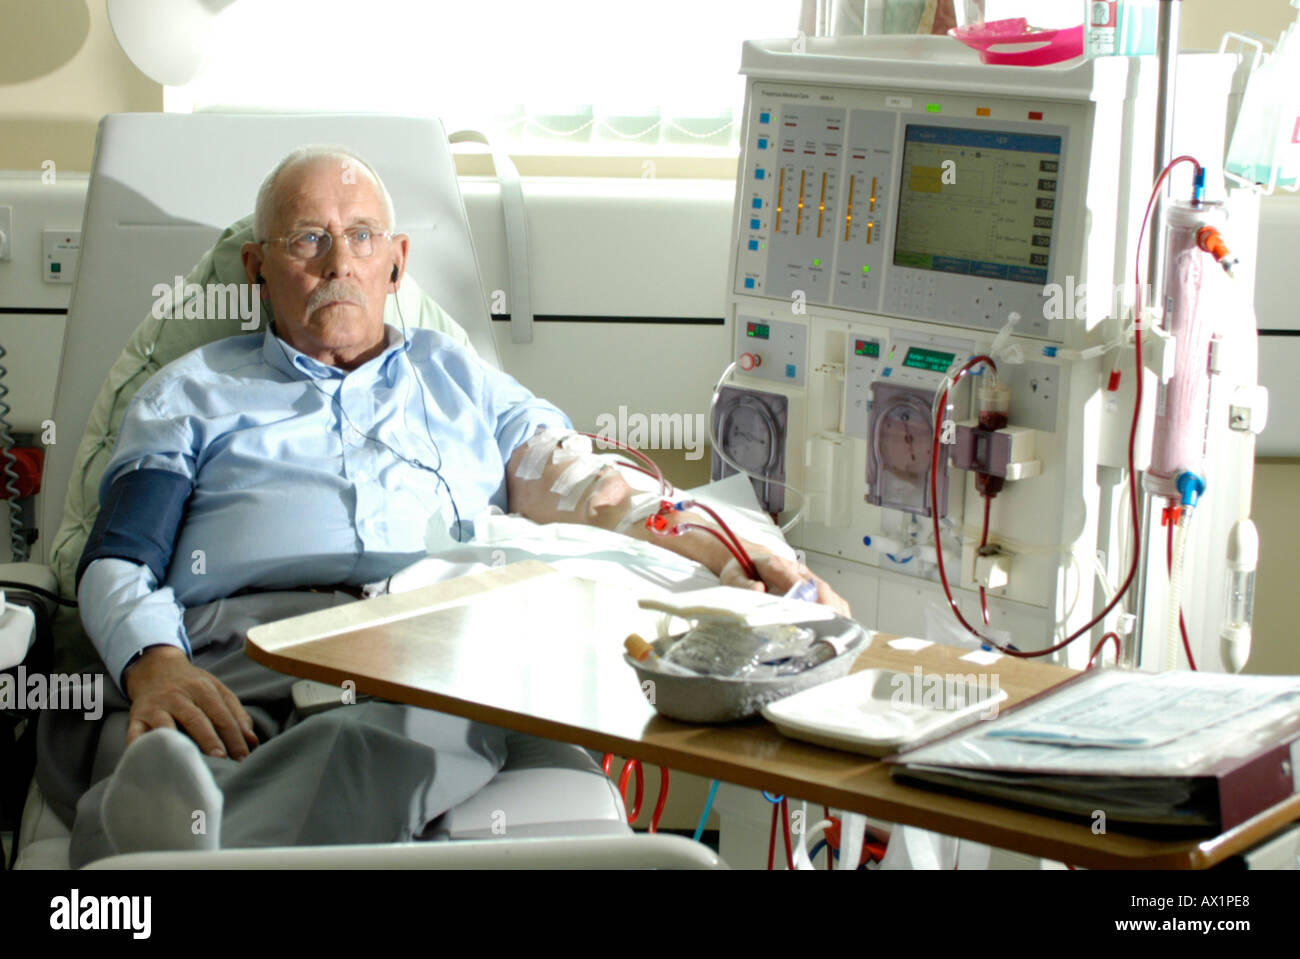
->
<box><xmin>715</xmin><ymin>37</ymin><xmax>1265</xmax><ymax>671</ymax></box>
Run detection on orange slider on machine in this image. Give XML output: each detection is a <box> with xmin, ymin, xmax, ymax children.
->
<box><xmin>845</xmin><ymin>174</ymin><xmax>855</xmax><ymax>241</ymax></box>
<box><xmin>776</xmin><ymin>168</ymin><xmax>785</xmax><ymax>232</ymax></box>
<box><xmin>817</xmin><ymin>172</ymin><xmax>827</xmax><ymax>237</ymax></box>
<box><xmin>797</xmin><ymin>169</ymin><xmax>806</xmax><ymax>235</ymax></box>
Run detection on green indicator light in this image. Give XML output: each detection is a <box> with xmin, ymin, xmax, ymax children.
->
<box><xmin>926</xmin><ymin>103</ymin><xmax>940</xmax><ymax>113</ymax></box>
<box><xmin>861</xmin><ymin>265</ymin><xmax>870</xmax><ymax>274</ymax></box>
<box><xmin>813</xmin><ymin>257</ymin><xmax>821</xmax><ymax>267</ymax></box>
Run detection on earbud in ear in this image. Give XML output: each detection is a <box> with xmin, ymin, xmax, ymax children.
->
<box><xmin>256</xmin><ymin>274</ymin><xmax>265</xmax><ymax>284</ymax></box>
<box><xmin>391</xmin><ymin>264</ymin><xmax>399</xmax><ymax>283</ymax></box>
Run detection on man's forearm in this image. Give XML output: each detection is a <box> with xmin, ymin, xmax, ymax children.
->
<box><xmin>506</xmin><ymin>433</ymin><xmax>757</xmax><ymax>577</ymax></box>
<box><xmin>616</xmin><ymin>505</ymin><xmax>759</xmax><ymax>578</ymax></box>
<box><xmin>505</xmin><ymin>432</ymin><xmax>849</xmax><ymax>612</ymax></box>
<box><xmin>78</xmin><ymin>557</ymin><xmax>190</xmax><ymax>695</ymax></box>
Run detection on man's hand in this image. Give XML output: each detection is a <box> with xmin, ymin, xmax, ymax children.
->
<box><xmin>719</xmin><ymin>552</ymin><xmax>852</xmax><ymax>618</ymax></box>
<box><xmin>122</xmin><ymin>646</ymin><xmax>259</xmax><ymax>760</ymax></box>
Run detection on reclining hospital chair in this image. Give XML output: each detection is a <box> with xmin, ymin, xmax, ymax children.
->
<box><xmin>4</xmin><ymin>112</ymin><xmax>722</xmax><ymax>869</ymax></box>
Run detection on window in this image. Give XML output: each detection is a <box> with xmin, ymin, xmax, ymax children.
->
<box><xmin>179</xmin><ymin>0</ymin><xmax>799</xmax><ymax>160</ymax></box>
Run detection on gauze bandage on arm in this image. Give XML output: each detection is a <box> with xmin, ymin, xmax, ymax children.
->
<box><xmin>509</xmin><ymin>429</ymin><xmax>637</xmax><ymax>523</ymax></box>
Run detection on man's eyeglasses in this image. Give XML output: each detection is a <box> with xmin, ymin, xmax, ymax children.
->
<box><xmin>264</xmin><ymin>227</ymin><xmax>394</xmax><ymax>261</ymax></box>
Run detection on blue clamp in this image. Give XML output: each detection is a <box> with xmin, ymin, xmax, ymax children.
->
<box><xmin>1176</xmin><ymin>471</ymin><xmax>1206</xmax><ymax>509</ymax></box>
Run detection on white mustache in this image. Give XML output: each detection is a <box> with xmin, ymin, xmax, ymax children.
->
<box><xmin>307</xmin><ymin>281</ymin><xmax>368</xmax><ymax>315</ymax></box>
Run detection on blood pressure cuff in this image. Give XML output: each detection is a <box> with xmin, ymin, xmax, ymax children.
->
<box><xmin>75</xmin><ymin>468</ymin><xmax>193</xmax><ymax>590</ymax></box>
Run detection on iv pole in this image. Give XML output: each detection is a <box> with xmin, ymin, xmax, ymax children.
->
<box><xmin>1127</xmin><ymin>0</ymin><xmax>1183</xmax><ymax>669</ymax></box>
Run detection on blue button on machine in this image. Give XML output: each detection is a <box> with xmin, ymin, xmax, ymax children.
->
<box><xmin>748</xmin><ymin>240</ymin><xmax>759</xmax><ymax>251</ymax></box>
<box><xmin>882</xmin><ymin>366</ymin><xmax>892</xmax><ymax>377</ymax></box>
<box><xmin>785</xmin><ymin>364</ymin><xmax>796</xmax><ymax>378</ymax></box>
<box><xmin>744</xmin><ymin>277</ymin><xmax>755</xmax><ymax>289</ymax></box>
<box><xmin>755</xmin><ymin>168</ymin><xmax>765</xmax><ymax>180</ymax></box>
<box><xmin>750</xmin><ymin>218</ymin><xmax>760</xmax><ymax>230</ymax></box>
<box><xmin>752</xmin><ymin>198</ymin><xmax>762</xmax><ymax>209</ymax></box>
<box><xmin>758</xmin><ymin>137</ymin><xmax>768</xmax><ymax>149</ymax></box>
<box><xmin>759</xmin><ymin>111</ymin><xmax>771</xmax><ymax>123</ymax></box>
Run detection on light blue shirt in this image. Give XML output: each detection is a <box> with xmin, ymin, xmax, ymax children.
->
<box><xmin>79</xmin><ymin>323</ymin><xmax>569</xmax><ymax>692</ymax></box>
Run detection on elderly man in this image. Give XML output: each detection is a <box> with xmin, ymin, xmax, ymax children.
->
<box><xmin>47</xmin><ymin>145</ymin><xmax>847</xmax><ymax>865</ymax></box>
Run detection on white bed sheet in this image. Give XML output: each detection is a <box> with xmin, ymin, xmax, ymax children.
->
<box><xmin>369</xmin><ymin>472</ymin><xmax>797</xmax><ymax>641</ymax></box>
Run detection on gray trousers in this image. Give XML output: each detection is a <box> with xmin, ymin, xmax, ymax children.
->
<box><xmin>36</xmin><ymin>592</ymin><xmax>520</xmax><ymax>867</ymax></box>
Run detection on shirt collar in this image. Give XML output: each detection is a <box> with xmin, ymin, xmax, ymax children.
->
<box><xmin>262</xmin><ymin>323</ymin><xmax>412</xmax><ymax>381</ymax></box>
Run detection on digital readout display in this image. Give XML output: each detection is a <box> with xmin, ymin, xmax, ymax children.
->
<box><xmin>855</xmin><ymin>340</ymin><xmax>880</xmax><ymax>357</ymax></box>
<box><xmin>893</xmin><ymin>125</ymin><xmax>1062</xmax><ymax>286</ymax></box>
<box><xmin>902</xmin><ymin>347</ymin><xmax>956</xmax><ymax>373</ymax></box>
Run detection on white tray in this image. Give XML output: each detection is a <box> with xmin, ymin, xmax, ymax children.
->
<box><xmin>762</xmin><ymin>667</ymin><xmax>1008</xmax><ymax>757</ymax></box>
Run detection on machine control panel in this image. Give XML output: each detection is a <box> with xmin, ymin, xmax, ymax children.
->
<box><xmin>734</xmin><ymin>314</ymin><xmax>807</xmax><ymax>386</ymax></box>
<box><xmin>735</xmin><ymin>83</ymin><xmax>1071</xmax><ymax>341</ymax></box>
<box><xmin>845</xmin><ymin>335</ymin><xmax>884</xmax><ymax>438</ymax></box>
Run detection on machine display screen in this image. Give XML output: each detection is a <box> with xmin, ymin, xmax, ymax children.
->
<box><xmin>746</xmin><ymin>321</ymin><xmax>771</xmax><ymax>339</ymax></box>
<box><xmin>855</xmin><ymin>340</ymin><xmax>880</xmax><ymax>357</ymax></box>
<box><xmin>902</xmin><ymin>347</ymin><xmax>956</xmax><ymax>373</ymax></box>
<box><xmin>892</xmin><ymin>124</ymin><xmax>1062</xmax><ymax>285</ymax></box>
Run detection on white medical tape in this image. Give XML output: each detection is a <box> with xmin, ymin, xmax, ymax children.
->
<box><xmin>551</xmin><ymin>448</ymin><xmax>579</xmax><ymax>465</ymax></box>
<box><xmin>555</xmin><ymin>466</ymin><xmax>612</xmax><ymax>512</ymax></box>
<box><xmin>614</xmin><ymin>491</ymin><xmax>666</xmax><ymax>534</ymax></box>
<box><xmin>516</xmin><ymin>429</ymin><xmax>565</xmax><ymax>480</ymax></box>
<box><xmin>550</xmin><ymin>456</ymin><xmax>605</xmax><ymax>503</ymax></box>
<box><xmin>558</xmin><ymin>433</ymin><xmax>594</xmax><ymax>456</ymax></box>
<box><xmin>550</xmin><ymin>435</ymin><xmax>593</xmax><ymax>472</ymax></box>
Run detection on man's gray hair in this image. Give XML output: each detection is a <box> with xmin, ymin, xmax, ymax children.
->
<box><xmin>253</xmin><ymin>145</ymin><xmax>397</xmax><ymax>242</ymax></box>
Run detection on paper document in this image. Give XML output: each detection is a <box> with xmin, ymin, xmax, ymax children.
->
<box><xmin>986</xmin><ymin>674</ymin><xmax>1290</xmax><ymax>749</ymax></box>
<box><xmin>898</xmin><ymin>669</ymin><xmax>1300</xmax><ymax>776</ymax></box>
